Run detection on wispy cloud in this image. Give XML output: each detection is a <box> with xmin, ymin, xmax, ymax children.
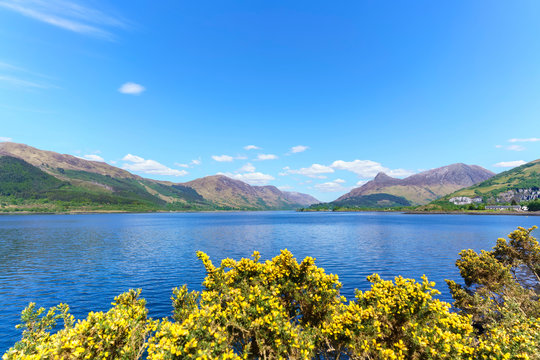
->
<box><xmin>0</xmin><ymin>61</ymin><xmax>55</xmax><ymax>90</ymax></box>
<box><xmin>244</xmin><ymin>145</ymin><xmax>260</xmax><ymax>150</ymax></box>
<box><xmin>315</xmin><ymin>179</ymin><xmax>351</xmax><ymax>193</ymax></box>
<box><xmin>356</xmin><ymin>180</ymin><xmax>368</xmax><ymax>186</ymax></box>
<box><xmin>290</xmin><ymin>145</ymin><xmax>308</xmax><ymax>154</ymax></box>
<box><xmin>493</xmin><ymin>160</ymin><xmax>526</xmax><ymax>168</ymax></box>
<box><xmin>0</xmin><ymin>75</ymin><xmax>49</xmax><ymax>88</ymax></box>
<box><xmin>256</xmin><ymin>154</ymin><xmax>278</xmax><ymax>161</ymax></box>
<box><xmin>82</xmin><ymin>154</ymin><xmax>104</xmax><ymax>162</ymax></box>
<box><xmin>331</xmin><ymin>159</ymin><xmax>415</xmax><ymax>178</ymax></box>
<box><xmin>122</xmin><ymin>154</ymin><xmax>188</xmax><ymax>176</ymax></box>
<box><xmin>238</xmin><ymin>163</ymin><xmax>256</xmax><ymax>173</ymax></box>
<box><xmin>496</xmin><ymin>144</ymin><xmax>525</xmax><ymax>151</ymax></box>
<box><xmin>212</xmin><ymin>155</ymin><xmax>234</xmax><ymax>162</ymax></box>
<box><xmin>0</xmin><ymin>136</ymin><xmax>12</xmax><ymax>142</ymax></box>
<box><xmin>508</xmin><ymin>138</ymin><xmax>540</xmax><ymax>143</ymax></box>
<box><xmin>0</xmin><ymin>0</ymin><xmax>128</xmax><ymax>40</ymax></box>
<box><xmin>218</xmin><ymin>172</ymin><xmax>275</xmax><ymax>186</ymax></box>
<box><xmin>175</xmin><ymin>158</ymin><xmax>202</xmax><ymax>168</ymax></box>
<box><xmin>118</xmin><ymin>82</ymin><xmax>145</xmax><ymax>95</ymax></box>
<box><xmin>286</xmin><ymin>164</ymin><xmax>334</xmax><ymax>178</ymax></box>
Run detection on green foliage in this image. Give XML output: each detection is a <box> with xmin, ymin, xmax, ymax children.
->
<box><xmin>528</xmin><ymin>200</ymin><xmax>540</xmax><ymax>212</ymax></box>
<box><xmin>0</xmin><ymin>156</ymin><xmax>65</xmax><ymax>198</ymax></box>
<box><xmin>442</xmin><ymin>160</ymin><xmax>540</xmax><ymax>203</ymax></box>
<box><xmin>3</xmin><ymin>290</ymin><xmax>155</xmax><ymax>360</ymax></box>
<box><xmin>301</xmin><ymin>194</ymin><xmax>413</xmax><ymax>212</ymax></box>
<box><xmin>446</xmin><ymin>226</ymin><xmax>540</xmax><ymax>359</ymax></box>
<box><xmin>332</xmin><ymin>194</ymin><xmax>412</xmax><ymax>208</ymax></box>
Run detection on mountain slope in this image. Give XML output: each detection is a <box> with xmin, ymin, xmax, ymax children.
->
<box><xmin>281</xmin><ymin>191</ymin><xmax>319</xmax><ymax>206</ymax></box>
<box><xmin>439</xmin><ymin>159</ymin><xmax>540</xmax><ymax>204</ymax></box>
<box><xmin>335</xmin><ymin>163</ymin><xmax>495</xmax><ymax>206</ymax></box>
<box><xmin>0</xmin><ymin>142</ymin><xmax>137</xmax><ymax>179</ymax></box>
<box><xmin>0</xmin><ymin>142</ymin><xmax>318</xmax><ymax>211</ymax></box>
<box><xmin>0</xmin><ymin>156</ymin><xmax>66</xmax><ymax>198</ymax></box>
<box><xmin>180</xmin><ymin>175</ymin><xmax>317</xmax><ymax>210</ymax></box>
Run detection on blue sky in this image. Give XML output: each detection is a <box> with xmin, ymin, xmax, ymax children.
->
<box><xmin>0</xmin><ymin>1</ymin><xmax>539</xmax><ymax>201</ymax></box>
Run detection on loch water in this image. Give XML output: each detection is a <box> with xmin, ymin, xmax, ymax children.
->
<box><xmin>0</xmin><ymin>211</ymin><xmax>538</xmax><ymax>352</ymax></box>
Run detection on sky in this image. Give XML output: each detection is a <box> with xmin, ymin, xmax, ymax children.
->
<box><xmin>0</xmin><ymin>1</ymin><xmax>539</xmax><ymax>202</ymax></box>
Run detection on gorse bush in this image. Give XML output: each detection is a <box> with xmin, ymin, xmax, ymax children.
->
<box><xmin>4</xmin><ymin>227</ymin><xmax>540</xmax><ymax>359</ymax></box>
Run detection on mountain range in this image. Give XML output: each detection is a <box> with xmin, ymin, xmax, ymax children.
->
<box><xmin>2</xmin><ymin>141</ymin><xmax>536</xmax><ymax>213</ymax></box>
<box><xmin>430</xmin><ymin>158</ymin><xmax>540</xmax><ymax>208</ymax></box>
<box><xmin>0</xmin><ymin>142</ymin><xmax>318</xmax><ymax>212</ymax></box>
<box><xmin>328</xmin><ymin>163</ymin><xmax>495</xmax><ymax>208</ymax></box>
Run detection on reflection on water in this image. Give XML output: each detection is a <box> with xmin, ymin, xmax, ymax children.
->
<box><xmin>0</xmin><ymin>211</ymin><xmax>537</xmax><ymax>352</ymax></box>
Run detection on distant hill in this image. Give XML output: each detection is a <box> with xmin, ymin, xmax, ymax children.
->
<box><xmin>180</xmin><ymin>175</ymin><xmax>317</xmax><ymax>210</ymax></box>
<box><xmin>281</xmin><ymin>191</ymin><xmax>319</xmax><ymax>206</ymax></box>
<box><xmin>436</xmin><ymin>159</ymin><xmax>540</xmax><ymax>205</ymax></box>
<box><xmin>0</xmin><ymin>142</ymin><xmax>317</xmax><ymax>212</ymax></box>
<box><xmin>334</xmin><ymin>163</ymin><xmax>495</xmax><ymax>207</ymax></box>
<box><xmin>333</xmin><ymin>193</ymin><xmax>412</xmax><ymax>208</ymax></box>
<box><xmin>0</xmin><ymin>142</ymin><xmax>137</xmax><ymax>179</ymax></box>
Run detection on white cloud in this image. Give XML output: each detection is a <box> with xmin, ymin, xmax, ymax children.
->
<box><xmin>356</xmin><ymin>180</ymin><xmax>368</xmax><ymax>186</ymax></box>
<box><xmin>82</xmin><ymin>154</ymin><xmax>104</xmax><ymax>162</ymax></box>
<box><xmin>238</xmin><ymin>163</ymin><xmax>256</xmax><ymax>173</ymax></box>
<box><xmin>315</xmin><ymin>180</ymin><xmax>351</xmax><ymax>193</ymax></box>
<box><xmin>493</xmin><ymin>160</ymin><xmax>527</xmax><ymax>168</ymax></box>
<box><xmin>212</xmin><ymin>155</ymin><xmax>234</xmax><ymax>162</ymax></box>
<box><xmin>122</xmin><ymin>154</ymin><xmax>188</xmax><ymax>176</ymax></box>
<box><xmin>175</xmin><ymin>158</ymin><xmax>202</xmax><ymax>168</ymax></box>
<box><xmin>496</xmin><ymin>144</ymin><xmax>526</xmax><ymax>151</ymax></box>
<box><xmin>507</xmin><ymin>145</ymin><xmax>525</xmax><ymax>151</ymax></box>
<box><xmin>290</xmin><ymin>145</ymin><xmax>309</xmax><ymax>154</ymax></box>
<box><xmin>219</xmin><ymin>172</ymin><xmax>275</xmax><ymax>186</ymax></box>
<box><xmin>387</xmin><ymin>168</ymin><xmax>416</xmax><ymax>177</ymax></box>
<box><xmin>235</xmin><ymin>155</ymin><xmax>248</xmax><ymax>160</ymax></box>
<box><xmin>508</xmin><ymin>138</ymin><xmax>540</xmax><ymax>143</ymax></box>
<box><xmin>334</xmin><ymin>178</ymin><xmax>346</xmax><ymax>183</ymax></box>
<box><xmin>118</xmin><ymin>82</ymin><xmax>145</xmax><ymax>95</ymax></box>
<box><xmin>256</xmin><ymin>153</ymin><xmax>278</xmax><ymax>161</ymax></box>
<box><xmin>330</xmin><ymin>159</ymin><xmax>386</xmax><ymax>177</ymax></box>
<box><xmin>0</xmin><ymin>136</ymin><xmax>12</xmax><ymax>142</ymax></box>
<box><xmin>287</xmin><ymin>164</ymin><xmax>334</xmax><ymax>178</ymax></box>
<box><xmin>244</xmin><ymin>145</ymin><xmax>260</xmax><ymax>150</ymax></box>
<box><xmin>331</xmin><ymin>159</ymin><xmax>415</xmax><ymax>178</ymax></box>
<box><xmin>0</xmin><ymin>0</ymin><xmax>127</xmax><ymax>40</ymax></box>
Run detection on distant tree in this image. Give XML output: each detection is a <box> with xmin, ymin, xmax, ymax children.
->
<box><xmin>528</xmin><ymin>200</ymin><xmax>540</xmax><ymax>212</ymax></box>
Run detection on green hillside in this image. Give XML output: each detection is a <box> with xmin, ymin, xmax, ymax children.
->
<box><xmin>0</xmin><ymin>156</ymin><xmax>213</xmax><ymax>212</ymax></box>
<box><xmin>333</xmin><ymin>193</ymin><xmax>412</xmax><ymax>208</ymax></box>
<box><xmin>422</xmin><ymin>159</ymin><xmax>540</xmax><ymax>211</ymax></box>
<box><xmin>302</xmin><ymin>193</ymin><xmax>412</xmax><ymax>211</ymax></box>
<box><xmin>0</xmin><ymin>156</ymin><xmax>66</xmax><ymax>198</ymax></box>
<box><xmin>0</xmin><ymin>142</ymin><xmax>319</xmax><ymax>212</ymax></box>
<box><xmin>441</xmin><ymin>159</ymin><xmax>540</xmax><ymax>200</ymax></box>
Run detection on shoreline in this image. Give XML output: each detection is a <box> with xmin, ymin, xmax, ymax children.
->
<box><xmin>1</xmin><ymin>209</ymin><xmax>540</xmax><ymax>216</ymax></box>
<box><xmin>404</xmin><ymin>210</ymin><xmax>540</xmax><ymax>216</ymax></box>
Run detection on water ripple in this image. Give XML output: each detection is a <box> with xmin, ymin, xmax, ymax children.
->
<box><xmin>0</xmin><ymin>212</ymin><xmax>537</xmax><ymax>352</ymax></box>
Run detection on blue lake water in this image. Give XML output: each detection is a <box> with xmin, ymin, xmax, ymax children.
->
<box><xmin>0</xmin><ymin>211</ymin><xmax>538</xmax><ymax>352</ymax></box>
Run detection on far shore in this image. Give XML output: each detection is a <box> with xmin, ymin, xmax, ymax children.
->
<box><xmin>1</xmin><ymin>208</ymin><xmax>540</xmax><ymax>216</ymax></box>
<box><xmin>404</xmin><ymin>210</ymin><xmax>540</xmax><ymax>216</ymax></box>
